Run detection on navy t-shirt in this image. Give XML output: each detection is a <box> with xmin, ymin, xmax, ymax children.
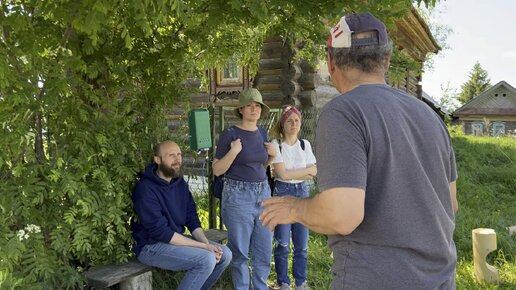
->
<box><xmin>215</xmin><ymin>126</ymin><xmax>268</xmax><ymax>182</ymax></box>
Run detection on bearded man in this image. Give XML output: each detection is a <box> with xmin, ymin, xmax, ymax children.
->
<box><xmin>131</xmin><ymin>140</ymin><xmax>232</xmax><ymax>290</ymax></box>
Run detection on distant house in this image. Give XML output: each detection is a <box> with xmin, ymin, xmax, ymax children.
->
<box><xmin>453</xmin><ymin>81</ymin><xmax>516</xmax><ymax>136</ymax></box>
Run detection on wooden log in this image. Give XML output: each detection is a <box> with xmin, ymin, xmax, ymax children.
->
<box><xmin>297</xmin><ymin>59</ymin><xmax>316</xmax><ymax>73</ymax></box>
<box><xmin>472</xmin><ymin>228</ymin><xmax>500</xmax><ymax>283</ymax></box>
<box><xmin>190</xmin><ymin>93</ymin><xmax>210</xmax><ymax>104</ymax></box>
<box><xmin>260</xmin><ymin>46</ymin><xmax>291</xmax><ymax>59</ymax></box>
<box><xmin>256</xmin><ymin>65</ymin><xmax>301</xmax><ymax>84</ymax></box>
<box><xmin>261</xmin><ymin>91</ymin><xmax>283</xmax><ymax>101</ymax></box>
<box><xmin>256</xmin><ymin>68</ymin><xmax>283</xmax><ymax>76</ymax></box>
<box><xmin>254</xmin><ymin>75</ymin><xmax>282</xmax><ymax>85</ymax></box>
<box><xmin>260</xmin><ymin>90</ymin><xmax>281</xmax><ymax>98</ymax></box>
<box><xmin>263</xmin><ymin>99</ymin><xmax>284</xmax><ymax>108</ymax></box>
<box><xmin>259</xmin><ymin>58</ymin><xmax>287</xmax><ymax>70</ymax></box>
<box><xmin>281</xmin><ymin>80</ymin><xmax>301</xmax><ymax>97</ymax></box>
<box><xmin>282</xmin><ymin>64</ymin><xmax>302</xmax><ymax>81</ymax></box>
<box><xmin>298</xmin><ymin>73</ymin><xmax>319</xmax><ymax>90</ymax></box>
<box><xmin>297</xmin><ymin>90</ymin><xmax>317</xmax><ymax>108</ymax></box>
<box><xmin>256</xmin><ymin>83</ymin><xmax>281</xmax><ymax>91</ymax></box>
<box><xmin>261</xmin><ymin>41</ymin><xmax>284</xmax><ymax>51</ymax></box>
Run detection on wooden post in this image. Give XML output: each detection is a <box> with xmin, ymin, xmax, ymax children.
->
<box><xmin>217</xmin><ymin>106</ymin><xmax>225</xmax><ymax>229</ymax></box>
<box><xmin>208</xmin><ymin>104</ymin><xmax>216</xmax><ymax>229</ymax></box>
<box><xmin>472</xmin><ymin>228</ymin><xmax>499</xmax><ymax>283</ymax></box>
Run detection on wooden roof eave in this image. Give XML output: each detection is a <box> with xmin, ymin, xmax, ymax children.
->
<box><xmin>391</xmin><ymin>7</ymin><xmax>441</xmax><ymax>62</ymax></box>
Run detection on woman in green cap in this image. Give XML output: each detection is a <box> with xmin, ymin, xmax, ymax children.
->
<box><xmin>212</xmin><ymin>88</ymin><xmax>275</xmax><ymax>290</ymax></box>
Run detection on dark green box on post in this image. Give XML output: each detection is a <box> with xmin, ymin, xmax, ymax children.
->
<box><xmin>188</xmin><ymin>109</ymin><xmax>212</xmax><ymax>151</ymax></box>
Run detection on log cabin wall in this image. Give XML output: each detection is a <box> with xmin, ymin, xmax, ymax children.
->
<box><xmin>254</xmin><ymin>36</ymin><xmax>318</xmax><ymax>109</ymax></box>
<box><xmin>390</xmin><ymin>70</ymin><xmax>421</xmax><ymax>98</ymax></box>
<box><xmin>254</xmin><ymin>36</ymin><xmax>299</xmax><ymax>108</ymax></box>
<box><xmin>253</xmin><ymin>36</ymin><xmax>319</xmax><ymax>143</ymax></box>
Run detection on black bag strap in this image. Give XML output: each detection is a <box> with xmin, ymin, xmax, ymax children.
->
<box><xmin>299</xmin><ymin>138</ymin><xmax>305</xmax><ymax>151</ymax></box>
<box><xmin>276</xmin><ymin>138</ymin><xmax>305</xmax><ymax>153</ymax></box>
<box><xmin>258</xmin><ymin>126</ymin><xmax>268</xmax><ymax>142</ymax></box>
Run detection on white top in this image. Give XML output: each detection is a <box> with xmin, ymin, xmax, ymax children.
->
<box><xmin>271</xmin><ymin>139</ymin><xmax>316</xmax><ymax>183</ymax></box>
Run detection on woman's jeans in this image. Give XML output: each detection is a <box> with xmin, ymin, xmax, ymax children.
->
<box><xmin>137</xmin><ymin>240</ymin><xmax>231</xmax><ymax>290</ymax></box>
<box><xmin>273</xmin><ymin>181</ymin><xmax>309</xmax><ymax>287</ymax></box>
<box><xmin>222</xmin><ymin>178</ymin><xmax>273</xmax><ymax>290</ymax></box>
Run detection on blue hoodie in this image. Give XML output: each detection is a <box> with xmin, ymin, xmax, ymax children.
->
<box><xmin>131</xmin><ymin>163</ymin><xmax>202</xmax><ymax>256</ymax></box>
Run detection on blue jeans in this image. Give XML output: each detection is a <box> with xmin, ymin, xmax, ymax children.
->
<box><xmin>273</xmin><ymin>181</ymin><xmax>309</xmax><ymax>287</ymax></box>
<box><xmin>221</xmin><ymin>178</ymin><xmax>273</xmax><ymax>290</ymax></box>
<box><xmin>137</xmin><ymin>240</ymin><xmax>231</xmax><ymax>290</ymax></box>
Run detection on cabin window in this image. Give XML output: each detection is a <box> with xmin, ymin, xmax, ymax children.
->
<box><xmin>216</xmin><ymin>56</ymin><xmax>242</xmax><ymax>86</ymax></box>
<box><xmin>471</xmin><ymin>122</ymin><xmax>483</xmax><ymax>136</ymax></box>
<box><xmin>491</xmin><ymin>122</ymin><xmax>505</xmax><ymax>136</ymax></box>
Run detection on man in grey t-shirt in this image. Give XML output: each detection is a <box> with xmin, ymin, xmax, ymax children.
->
<box><xmin>261</xmin><ymin>12</ymin><xmax>458</xmax><ymax>289</ymax></box>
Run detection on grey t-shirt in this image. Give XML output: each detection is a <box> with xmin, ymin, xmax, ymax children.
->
<box><xmin>317</xmin><ymin>84</ymin><xmax>457</xmax><ymax>289</ymax></box>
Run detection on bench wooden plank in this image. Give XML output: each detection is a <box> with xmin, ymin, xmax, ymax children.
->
<box><xmin>84</xmin><ymin>260</ymin><xmax>152</xmax><ymax>288</ymax></box>
<box><xmin>84</xmin><ymin>229</ymin><xmax>227</xmax><ymax>288</ymax></box>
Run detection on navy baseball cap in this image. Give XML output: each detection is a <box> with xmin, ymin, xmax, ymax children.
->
<box><xmin>327</xmin><ymin>13</ymin><xmax>388</xmax><ymax>48</ymax></box>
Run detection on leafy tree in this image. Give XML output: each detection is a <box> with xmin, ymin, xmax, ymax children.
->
<box><xmin>416</xmin><ymin>1</ymin><xmax>452</xmax><ymax>72</ymax></box>
<box><xmin>457</xmin><ymin>62</ymin><xmax>492</xmax><ymax>104</ymax></box>
<box><xmin>438</xmin><ymin>81</ymin><xmax>460</xmax><ymax>112</ymax></box>
<box><xmin>0</xmin><ymin>0</ymin><xmax>438</xmax><ymax>287</ymax></box>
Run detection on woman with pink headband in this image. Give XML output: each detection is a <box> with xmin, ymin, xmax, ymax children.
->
<box><xmin>269</xmin><ymin>105</ymin><xmax>317</xmax><ymax>290</ymax></box>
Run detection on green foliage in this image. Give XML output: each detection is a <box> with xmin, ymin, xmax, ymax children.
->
<box><xmin>457</xmin><ymin>62</ymin><xmax>492</xmax><ymax>104</ymax></box>
<box><xmin>0</xmin><ymin>0</ymin><xmax>440</xmax><ymax>288</ymax></box>
<box><xmin>437</xmin><ymin>82</ymin><xmax>461</xmax><ymax>112</ymax></box>
<box><xmin>417</xmin><ymin>2</ymin><xmax>452</xmax><ymax>73</ymax></box>
<box><xmin>448</xmin><ymin>124</ymin><xmax>465</xmax><ymax>136</ymax></box>
<box><xmin>388</xmin><ymin>48</ymin><xmax>422</xmax><ymax>84</ymax></box>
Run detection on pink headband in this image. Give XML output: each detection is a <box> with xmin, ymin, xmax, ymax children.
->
<box><xmin>280</xmin><ymin>106</ymin><xmax>302</xmax><ymax>126</ymax></box>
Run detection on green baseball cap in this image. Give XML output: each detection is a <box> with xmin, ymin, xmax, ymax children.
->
<box><xmin>236</xmin><ymin>88</ymin><xmax>270</xmax><ymax>116</ymax></box>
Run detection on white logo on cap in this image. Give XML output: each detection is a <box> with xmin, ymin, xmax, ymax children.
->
<box><xmin>329</xmin><ymin>16</ymin><xmax>353</xmax><ymax>48</ymax></box>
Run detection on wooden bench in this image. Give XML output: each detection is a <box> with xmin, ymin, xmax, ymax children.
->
<box><xmin>83</xmin><ymin>229</ymin><xmax>227</xmax><ymax>289</ymax></box>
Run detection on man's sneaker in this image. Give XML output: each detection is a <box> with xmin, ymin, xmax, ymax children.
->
<box><xmin>295</xmin><ymin>282</ymin><xmax>309</xmax><ymax>290</ymax></box>
<box><xmin>279</xmin><ymin>283</ymin><xmax>291</xmax><ymax>290</ymax></box>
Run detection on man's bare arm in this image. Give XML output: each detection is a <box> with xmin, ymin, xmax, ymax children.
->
<box><xmin>261</xmin><ymin>187</ymin><xmax>365</xmax><ymax>235</ymax></box>
<box><xmin>169</xmin><ymin>230</ymin><xmax>209</xmax><ymax>249</ymax></box>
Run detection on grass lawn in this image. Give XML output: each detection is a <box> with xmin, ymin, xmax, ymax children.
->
<box><xmin>154</xmin><ymin>134</ymin><xmax>516</xmax><ymax>289</ymax></box>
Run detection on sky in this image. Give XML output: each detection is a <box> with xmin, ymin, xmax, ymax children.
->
<box><xmin>420</xmin><ymin>0</ymin><xmax>516</xmax><ymax>101</ymax></box>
